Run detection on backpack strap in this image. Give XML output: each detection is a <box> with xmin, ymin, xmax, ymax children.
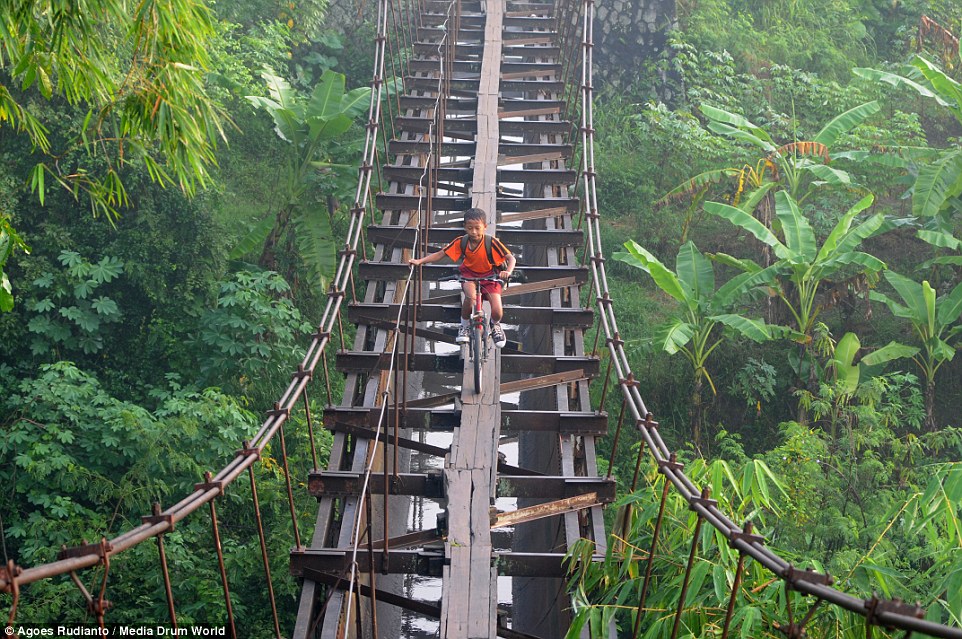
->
<box><xmin>459</xmin><ymin>234</ymin><xmax>496</xmax><ymax>268</ymax></box>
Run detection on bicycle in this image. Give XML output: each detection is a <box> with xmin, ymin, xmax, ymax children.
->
<box><xmin>460</xmin><ymin>275</ymin><xmax>505</xmax><ymax>395</ymax></box>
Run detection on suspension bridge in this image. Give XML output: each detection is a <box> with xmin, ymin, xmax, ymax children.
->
<box><xmin>3</xmin><ymin>0</ymin><xmax>962</xmax><ymax>637</ymax></box>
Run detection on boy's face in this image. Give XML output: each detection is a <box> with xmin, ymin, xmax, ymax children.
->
<box><xmin>463</xmin><ymin>218</ymin><xmax>487</xmax><ymax>241</ymax></box>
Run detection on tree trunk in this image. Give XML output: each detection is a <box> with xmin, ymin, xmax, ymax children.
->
<box><xmin>757</xmin><ymin>192</ymin><xmax>776</xmax><ymax>324</ymax></box>
<box><xmin>691</xmin><ymin>375</ymin><xmax>703</xmax><ymax>455</ymax></box>
<box><xmin>925</xmin><ymin>377</ymin><xmax>937</xmax><ymax>431</ymax></box>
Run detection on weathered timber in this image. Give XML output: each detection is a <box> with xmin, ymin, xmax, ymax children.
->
<box><xmin>405</xmin><ymin>75</ymin><xmax>565</xmax><ymax>94</ymax></box>
<box><xmin>393</xmin><ymin>116</ymin><xmax>570</xmax><ymax>136</ymax></box>
<box><xmin>302</xmin><ymin>568</ymin><xmax>443</xmax><ymax>618</ymax></box>
<box><xmin>360</xmin><ymin>262</ymin><xmax>587</xmax><ymax>283</ymax></box>
<box><xmin>308</xmin><ymin>471</ymin><xmax>445</xmax><ymax>498</ymax></box>
<box><xmin>309</xmin><ymin>472</ymin><xmax>613</xmax><ymax>501</ymax></box>
<box><xmin>335</xmin><ymin>351</ymin><xmax>598</xmax><ymax>376</ymax></box>
<box><xmin>387</xmin><ymin>139</ymin><xmax>572</xmax><ymax>159</ymax></box>
<box><xmin>322</xmin><ymin>407</ymin><xmax>607</xmax><ymax>435</ymax></box>
<box><xmin>292</xmin><ymin>549</ymin><xmax>581</xmax><ymax>578</ymax></box>
<box><xmin>366</xmin><ymin>225</ymin><xmax>582</xmax><ymax>248</ymax></box>
<box><xmin>291</xmin><ymin>548</ymin><xmax>446</xmax><ymax>577</ymax></box>
<box><xmin>492</xmin><ymin>493</ymin><xmax>610</xmax><ymax>529</ymax></box>
<box><xmin>347</xmin><ymin>302</ymin><xmax>593</xmax><ymax>327</ymax></box>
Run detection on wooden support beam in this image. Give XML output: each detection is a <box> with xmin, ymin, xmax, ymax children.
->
<box><xmin>387</xmin><ymin>139</ymin><xmax>572</xmax><ymax>160</ymax></box>
<box><xmin>335</xmin><ymin>351</ymin><xmax>599</xmax><ymax>376</ymax></box>
<box><xmin>309</xmin><ymin>472</ymin><xmax>613</xmax><ymax>501</ymax></box>
<box><xmin>491</xmin><ymin>493</ymin><xmax>609</xmax><ymax>529</ymax></box>
<box><xmin>291</xmin><ymin>548</ymin><xmax>446</xmax><ymax>577</ymax></box>
<box><xmin>366</xmin><ymin>225</ymin><xmax>582</xmax><ymax>248</ymax></box>
<box><xmin>359</xmin><ymin>262</ymin><xmax>587</xmax><ymax>283</ymax></box>
<box><xmin>323</xmin><ymin>406</ymin><xmax>608</xmax><ymax>435</ymax></box>
<box><xmin>347</xmin><ymin>302</ymin><xmax>593</xmax><ymax>327</ymax></box>
<box><xmin>303</xmin><ymin>568</ymin><xmax>443</xmax><ymax>619</ymax></box>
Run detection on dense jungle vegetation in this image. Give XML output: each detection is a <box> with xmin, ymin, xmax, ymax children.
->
<box><xmin>1</xmin><ymin>0</ymin><xmax>962</xmax><ymax>636</ymax></box>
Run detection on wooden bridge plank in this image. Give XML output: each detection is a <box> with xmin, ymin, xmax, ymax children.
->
<box><xmin>347</xmin><ymin>302</ymin><xmax>593</xmax><ymax>327</ymax></box>
<box><xmin>323</xmin><ymin>406</ymin><xmax>608</xmax><ymax>435</ymax></box>
<box><xmin>360</xmin><ymin>262</ymin><xmax>587</xmax><ymax>283</ymax></box>
<box><xmin>335</xmin><ymin>351</ymin><xmax>599</xmax><ymax>376</ymax></box>
<box><xmin>366</xmin><ymin>225</ymin><xmax>582</xmax><ymax>248</ymax></box>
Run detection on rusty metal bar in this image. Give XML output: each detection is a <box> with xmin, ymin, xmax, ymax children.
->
<box><xmin>302</xmin><ymin>391</ymin><xmax>320</xmax><ymax>471</ymax></box>
<box><xmin>671</xmin><ymin>488</ymin><xmax>714</xmax><ymax>639</ymax></box>
<box><xmin>145</xmin><ymin>503</ymin><xmax>178</xmax><ymax>629</ymax></box>
<box><xmin>721</xmin><ymin>521</ymin><xmax>758</xmax><ymax>639</ymax></box>
<box><xmin>245</xmin><ymin>452</ymin><xmax>282</xmax><ymax>639</ymax></box>
<box><xmin>276</xmin><ymin>417</ymin><xmax>303</xmax><ymax>550</ymax></box>
<box><xmin>200</xmin><ymin>473</ymin><xmax>237</xmax><ymax>638</ymax></box>
<box><xmin>633</xmin><ymin>457</ymin><xmax>681</xmax><ymax>639</ymax></box>
<box><xmin>607</xmin><ymin>396</ymin><xmax>627</xmax><ymax>480</ymax></box>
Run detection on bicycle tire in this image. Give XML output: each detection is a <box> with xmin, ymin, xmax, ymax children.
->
<box><xmin>473</xmin><ymin>325</ymin><xmax>483</xmax><ymax>395</ymax></box>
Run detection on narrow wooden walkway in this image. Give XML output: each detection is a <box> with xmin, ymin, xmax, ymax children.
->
<box><xmin>290</xmin><ymin>1</ymin><xmax>614</xmax><ymax>636</ymax></box>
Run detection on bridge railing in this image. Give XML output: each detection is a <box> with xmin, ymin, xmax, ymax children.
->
<box><xmin>0</xmin><ymin>0</ymin><xmax>411</xmax><ymax>633</ymax></box>
<box><xmin>569</xmin><ymin>0</ymin><xmax>962</xmax><ymax>636</ymax></box>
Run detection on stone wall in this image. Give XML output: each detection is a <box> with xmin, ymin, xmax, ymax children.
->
<box><xmin>590</xmin><ymin>0</ymin><xmax>677</xmax><ymax>90</ymax></box>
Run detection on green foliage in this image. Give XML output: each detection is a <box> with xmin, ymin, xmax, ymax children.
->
<box><xmin>195</xmin><ymin>270</ymin><xmax>312</xmax><ymax>405</ymax></box>
<box><xmin>614</xmin><ymin>239</ymin><xmax>786</xmax><ymax>449</ymax></box>
<box><xmin>729</xmin><ymin>357</ymin><xmax>778</xmax><ymax>409</ymax></box>
<box><xmin>0</xmin><ymin>212</ymin><xmax>29</xmax><ymax>311</ymax></box>
<box><xmin>0</xmin><ymin>0</ymin><xmax>228</xmax><ymax>216</ymax></box>
<box><xmin>565</xmin><ymin>453</ymin><xmax>789</xmax><ymax>638</ymax></box>
<box><xmin>0</xmin><ymin>363</ymin><xmax>258</xmax><ymax>564</ymax></box>
<box><xmin>700</xmin><ymin>100</ymin><xmax>881</xmax><ymax>201</ymax></box>
<box><xmin>23</xmin><ymin>250</ymin><xmax>124</xmax><ymax>357</ymax></box>
<box><xmin>708</xmin><ymin>191</ymin><xmax>886</xmax><ymax>340</ymax></box>
<box><xmin>869</xmin><ymin>270</ymin><xmax>962</xmax><ymax>429</ymax></box>
<box><xmin>854</xmin><ymin>57</ymin><xmax>962</xmax><ymax>221</ymax></box>
<box><xmin>240</xmin><ymin>69</ymin><xmax>371</xmax><ymax>288</ymax></box>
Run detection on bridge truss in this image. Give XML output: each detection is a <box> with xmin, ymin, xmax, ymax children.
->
<box><xmin>3</xmin><ymin>1</ymin><xmax>962</xmax><ymax>638</ymax></box>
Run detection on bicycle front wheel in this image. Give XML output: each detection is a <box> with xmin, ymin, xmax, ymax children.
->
<box><xmin>472</xmin><ymin>327</ymin><xmax>483</xmax><ymax>395</ymax></box>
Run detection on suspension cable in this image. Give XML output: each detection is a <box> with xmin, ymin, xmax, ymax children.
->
<box><xmin>341</xmin><ymin>0</ymin><xmax>456</xmax><ymax>630</ymax></box>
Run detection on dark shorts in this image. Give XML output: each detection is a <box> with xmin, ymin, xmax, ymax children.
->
<box><xmin>459</xmin><ymin>264</ymin><xmax>502</xmax><ymax>297</ymax></box>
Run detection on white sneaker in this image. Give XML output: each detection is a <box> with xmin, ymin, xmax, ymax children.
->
<box><xmin>491</xmin><ymin>323</ymin><xmax>506</xmax><ymax>348</ymax></box>
<box><xmin>456</xmin><ymin>325</ymin><xmax>470</xmax><ymax>343</ymax></box>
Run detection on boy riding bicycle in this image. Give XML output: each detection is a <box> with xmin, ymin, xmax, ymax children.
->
<box><xmin>409</xmin><ymin>207</ymin><xmax>516</xmax><ymax>348</ymax></box>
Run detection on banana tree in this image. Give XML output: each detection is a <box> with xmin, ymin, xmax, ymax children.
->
<box><xmin>707</xmin><ymin>190</ymin><xmax>887</xmax><ymax>419</ymax></box>
<box><xmin>869</xmin><ymin>270</ymin><xmax>962</xmax><ymax>431</ymax></box>
<box><xmin>661</xmin><ymin>101</ymin><xmax>881</xmax><ymax>276</ymax></box>
<box><xmin>699</xmin><ymin>100</ymin><xmax>882</xmax><ymax>202</ymax></box>
<box><xmin>708</xmin><ymin>191</ymin><xmax>886</xmax><ymax>339</ymax></box>
<box><xmin>613</xmin><ymin>240</ymin><xmax>789</xmax><ymax>452</ymax></box>
<box><xmin>853</xmin><ymin>57</ymin><xmax>962</xmax><ymax>223</ymax></box>
<box><xmin>240</xmin><ymin>69</ymin><xmax>371</xmax><ymax>290</ymax></box>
